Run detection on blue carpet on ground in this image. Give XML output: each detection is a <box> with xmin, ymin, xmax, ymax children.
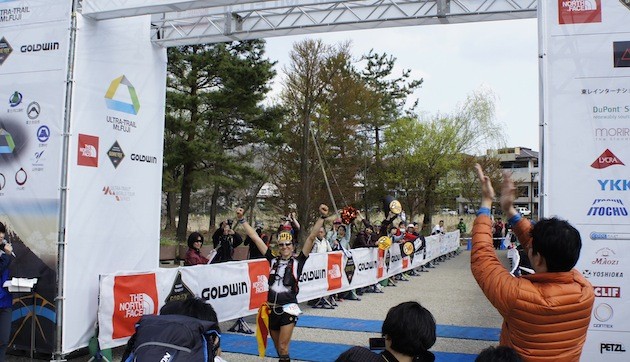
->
<box><xmin>298</xmin><ymin>315</ymin><xmax>500</xmax><ymax>342</ymax></box>
<box><xmin>221</xmin><ymin>333</ymin><xmax>477</xmax><ymax>362</ymax></box>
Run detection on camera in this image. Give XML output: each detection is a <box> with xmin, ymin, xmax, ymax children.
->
<box><xmin>368</xmin><ymin>337</ymin><xmax>385</xmax><ymax>350</ymax></box>
<box><xmin>226</xmin><ymin>219</ymin><xmax>233</xmax><ymax>227</ymax></box>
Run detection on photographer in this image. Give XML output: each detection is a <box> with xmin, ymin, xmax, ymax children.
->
<box><xmin>211</xmin><ymin>219</ymin><xmax>243</xmax><ymax>263</ymax></box>
<box><xmin>336</xmin><ymin>301</ymin><xmax>436</xmax><ymax>362</ymax></box>
<box><xmin>0</xmin><ymin>222</ymin><xmax>15</xmax><ymax>361</ymax></box>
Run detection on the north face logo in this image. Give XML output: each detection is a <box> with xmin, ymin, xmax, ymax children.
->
<box><xmin>591</xmin><ymin>149</ymin><xmax>625</xmax><ymax>169</ymax></box>
<box><xmin>160</xmin><ymin>352</ymin><xmax>172</xmax><ymax>362</ymax></box>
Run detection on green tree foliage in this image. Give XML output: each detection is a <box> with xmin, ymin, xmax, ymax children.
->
<box><xmin>164</xmin><ymin>40</ymin><xmax>278</xmax><ymax>240</ymax></box>
<box><xmin>383</xmin><ymin>87</ymin><xmax>505</xmax><ymax>233</ymax></box>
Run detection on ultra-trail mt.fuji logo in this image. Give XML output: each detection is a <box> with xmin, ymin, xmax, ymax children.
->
<box><xmin>104</xmin><ymin>75</ymin><xmax>140</xmax><ymax>133</ymax></box>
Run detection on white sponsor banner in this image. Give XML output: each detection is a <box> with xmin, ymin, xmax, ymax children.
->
<box><xmin>63</xmin><ymin>14</ymin><xmax>167</xmax><ymax>353</ymax></box>
<box><xmin>0</xmin><ymin>0</ymin><xmax>71</xmax><ymax>28</ymax></box>
<box><xmin>0</xmin><ymin>0</ymin><xmax>70</xmax><ymax>353</ymax></box>
<box><xmin>97</xmin><ymin>231</ymin><xmax>459</xmax><ymax>349</ymax></box>
<box><xmin>541</xmin><ymin>1</ymin><xmax>630</xmax><ymax>360</ymax></box>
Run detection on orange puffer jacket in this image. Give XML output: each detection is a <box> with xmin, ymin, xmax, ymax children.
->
<box><xmin>471</xmin><ymin>215</ymin><xmax>594</xmax><ymax>362</ymax></box>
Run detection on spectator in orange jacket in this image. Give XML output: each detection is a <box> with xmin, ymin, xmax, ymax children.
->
<box><xmin>471</xmin><ymin>164</ymin><xmax>594</xmax><ymax>362</ymax></box>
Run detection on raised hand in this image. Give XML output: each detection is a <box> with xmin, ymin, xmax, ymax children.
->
<box><xmin>475</xmin><ymin>163</ymin><xmax>494</xmax><ymax>209</ymax></box>
<box><xmin>319</xmin><ymin>204</ymin><xmax>329</xmax><ymax>217</ymax></box>
<box><xmin>500</xmin><ymin>171</ymin><xmax>518</xmax><ymax>218</ymax></box>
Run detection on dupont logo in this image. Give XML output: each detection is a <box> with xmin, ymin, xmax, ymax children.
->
<box><xmin>591</xmin><ymin>149</ymin><xmax>624</xmax><ymax>169</ymax></box>
<box><xmin>558</xmin><ymin>0</ymin><xmax>601</xmax><ymax>24</ymax></box>
<box><xmin>77</xmin><ymin>134</ymin><xmax>98</xmax><ymax>167</ymax></box>
<box><xmin>593</xmin><ymin>286</ymin><xmax>621</xmax><ymax>298</ymax></box>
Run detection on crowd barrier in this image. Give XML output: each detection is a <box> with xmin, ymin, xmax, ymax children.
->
<box><xmin>97</xmin><ymin>230</ymin><xmax>460</xmax><ymax>348</ymax></box>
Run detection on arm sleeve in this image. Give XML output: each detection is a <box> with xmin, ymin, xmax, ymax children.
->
<box><xmin>470</xmin><ymin>215</ymin><xmax>519</xmax><ymax>317</ymax></box>
<box><xmin>0</xmin><ymin>253</ymin><xmax>13</xmax><ymax>272</ymax></box>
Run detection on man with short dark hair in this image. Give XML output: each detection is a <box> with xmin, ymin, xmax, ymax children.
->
<box><xmin>471</xmin><ymin>165</ymin><xmax>594</xmax><ymax>362</ymax></box>
<box><xmin>336</xmin><ymin>301</ymin><xmax>436</xmax><ymax>362</ymax></box>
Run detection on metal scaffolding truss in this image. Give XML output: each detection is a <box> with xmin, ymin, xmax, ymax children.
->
<box><xmin>82</xmin><ymin>0</ymin><xmax>537</xmax><ymax>47</ymax></box>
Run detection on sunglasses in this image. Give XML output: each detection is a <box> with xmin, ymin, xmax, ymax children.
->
<box><xmin>278</xmin><ymin>242</ymin><xmax>293</xmax><ymax>247</ymax></box>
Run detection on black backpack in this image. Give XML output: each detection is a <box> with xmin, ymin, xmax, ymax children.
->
<box><xmin>123</xmin><ymin>314</ymin><xmax>219</xmax><ymax>362</ymax></box>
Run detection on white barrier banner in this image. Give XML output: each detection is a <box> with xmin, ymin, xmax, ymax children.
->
<box><xmin>98</xmin><ymin>231</ymin><xmax>459</xmax><ymax>348</ymax></box>
<box><xmin>540</xmin><ymin>1</ymin><xmax>630</xmax><ymax>360</ymax></box>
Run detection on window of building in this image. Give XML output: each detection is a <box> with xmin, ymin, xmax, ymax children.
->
<box><xmin>517</xmin><ymin>186</ymin><xmax>529</xmax><ymax>198</ymax></box>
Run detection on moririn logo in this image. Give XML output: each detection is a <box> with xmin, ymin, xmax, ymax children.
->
<box><xmin>558</xmin><ymin>0</ymin><xmax>601</xmax><ymax>24</ymax></box>
<box><xmin>593</xmin><ymin>286</ymin><xmax>621</xmax><ymax>298</ymax></box>
<box><xmin>0</xmin><ymin>37</ymin><xmax>12</xmax><ymax>65</ymax></box>
<box><xmin>112</xmin><ymin>273</ymin><xmax>158</xmax><ymax>339</ymax></box>
<box><xmin>77</xmin><ymin>134</ymin><xmax>98</xmax><ymax>167</ymax></box>
<box><xmin>591</xmin><ymin>149</ymin><xmax>624</xmax><ymax>169</ymax></box>
<box><xmin>587</xmin><ymin>199</ymin><xmax>628</xmax><ymax>217</ymax></box>
<box><xmin>613</xmin><ymin>41</ymin><xmax>630</xmax><ymax>68</ymax></box>
<box><xmin>105</xmin><ymin>75</ymin><xmax>140</xmax><ymax>115</ymax></box>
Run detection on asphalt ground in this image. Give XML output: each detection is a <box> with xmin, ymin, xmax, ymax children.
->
<box><xmin>6</xmin><ymin>249</ymin><xmax>508</xmax><ymax>361</ymax></box>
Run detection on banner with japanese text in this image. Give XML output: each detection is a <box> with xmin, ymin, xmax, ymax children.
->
<box><xmin>97</xmin><ymin>232</ymin><xmax>459</xmax><ymax>349</ymax></box>
<box><xmin>541</xmin><ymin>1</ymin><xmax>630</xmax><ymax>360</ymax></box>
<box><xmin>0</xmin><ymin>0</ymin><xmax>72</xmax><ymax>353</ymax></box>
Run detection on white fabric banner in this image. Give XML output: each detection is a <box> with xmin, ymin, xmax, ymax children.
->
<box><xmin>541</xmin><ymin>1</ymin><xmax>630</xmax><ymax>360</ymax></box>
<box><xmin>97</xmin><ymin>231</ymin><xmax>460</xmax><ymax>349</ymax></box>
<box><xmin>63</xmin><ymin>14</ymin><xmax>167</xmax><ymax>353</ymax></box>
<box><xmin>0</xmin><ymin>0</ymin><xmax>71</xmax><ymax>353</ymax></box>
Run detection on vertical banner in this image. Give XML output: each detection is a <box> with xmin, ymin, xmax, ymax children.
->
<box><xmin>541</xmin><ymin>1</ymin><xmax>630</xmax><ymax>360</ymax></box>
<box><xmin>63</xmin><ymin>14</ymin><xmax>167</xmax><ymax>352</ymax></box>
<box><xmin>0</xmin><ymin>0</ymin><xmax>72</xmax><ymax>353</ymax></box>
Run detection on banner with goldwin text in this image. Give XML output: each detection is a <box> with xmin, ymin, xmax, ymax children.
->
<box><xmin>541</xmin><ymin>1</ymin><xmax>630</xmax><ymax>360</ymax></box>
<box><xmin>97</xmin><ymin>231</ymin><xmax>460</xmax><ymax>349</ymax></box>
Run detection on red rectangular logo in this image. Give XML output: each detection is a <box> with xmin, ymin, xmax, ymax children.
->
<box><xmin>402</xmin><ymin>256</ymin><xmax>409</xmax><ymax>269</ymax></box>
<box><xmin>327</xmin><ymin>253</ymin><xmax>343</xmax><ymax>291</ymax></box>
<box><xmin>377</xmin><ymin>249</ymin><xmax>385</xmax><ymax>279</ymax></box>
<box><xmin>112</xmin><ymin>274</ymin><xmax>158</xmax><ymax>339</ymax></box>
<box><xmin>248</xmin><ymin>260</ymin><xmax>270</xmax><ymax>310</ymax></box>
<box><xmin>77</xmin><ymin>134</ymin><xmax>99</xmax><ymax>167</ymax></box>
<box><xmin>558</xmin><ymin>0</ymin><xmax>602</xmax><ymax>24</ymax></box>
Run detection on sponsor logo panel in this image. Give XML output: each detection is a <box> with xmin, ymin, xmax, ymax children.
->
<box><xmin>0</xmin><ymin>37</ymin><xmax>12</xmax><ymax>65</ymax></box>
<box><xmin>593</xmin><ymin>286</ymin><xmax>621</xmax><ymax>298</ymax></box>
<box><xmin>614</xmin><ymin>41</ymin><xmax>630</xmax><ymax>68</ymax></box>
<box><xmin>600</xmin><ymin>343</ymin><xmax>626</xmax><ymax>354</ymax></box>
<box><xmin>107</xmin><ymin>141</ymin><xmax>124</xmax><ymax>168</ymax></box>
<box><xmin>582</xmin><ymin>269</ymin><xmax>624</xmax><ymax>278</ymax></box>
<box><xmin>592</xmin><ymin>303</ymin><xmax>614</xmax><ymax>328</ymax></box>
<box><xmin>327</xmin><ymin>253</ymin><xmax>342</xmax><ymax>291</ymax></box>
<box><xmin>591</xmin><ymin>149</ymin><xmax>624</xmax><ymax>169</ymax></box>
<box><xmin>112</xmin><ymin>274</ymin><xmax>158</xmax><ymax>339</ymax></box>
<box><xmin>558</xmin><ymin>0</ymin><xmax>601</xmax><ymax>25</ymax></box>
<box><xmin>0</xmin><ymin>4</ymin><xmax>30</xmax><ymax>24</ymax></box>
<box><xmin>103</xmin><ymin>185</ymin><xmax>135</xmax><ymax>202</ymax></box>
<box><xmin>586</xmin><ymin>199</ymin><xmax>628</xmax><ymax>217</ymax></box>
<box><xmin>248</xmin><ymin>260</ymin><xmax>269</xmax><ymax>310</ymax></box>
<box><xmin>591</xmin><ymin>247</ymin><xmax>620</xmax><ymax>266</ymax></box>
<box><xmin>77</xmin><ymin>134</ymin><xmax>98</xmax><ymax>167</ymax></box>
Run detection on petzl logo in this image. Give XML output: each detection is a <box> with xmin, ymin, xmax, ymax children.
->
<box><xmin>591</xmin><ymin>149</ymin><xmax>624</xmax><ymax>169</ymax></box>
<box><xmin>77</xmin><ymin>134</ymin><xmax>98</xmax><ymax>167</ymax></box>
<box><xmin>112</xmin><ymin>274</ymin><xmax>158</xmax><ymax>339</ymax></box>
<box><xmin>104</xmin><ymin>75</ymin><xmax>140</xmax><ymax>115</ymax></box>
<box><xmin>593</xmin><ymin>286</ymin><xmax>621</xmax><ymax>298</ymax></box>
<box><xmin>8</xmin><ymin>91</ymin><xmax>21</xmax><ymax>107</ymax></box>
<box><xmin>600</xmin><ymin>343</ymin><xmax>626</xmax><ymax>353</ymax></box>
<box><xmin>107</xmin><ymin>141</ymin><xmax>124</xmax><ymax>168</ymax></box>
<box><xmin>587</xmin><ymin>199</ymin><xmax>628</xmax><ymax>217</ymax></box>
<box><xmin>0</xmin><ymin>37</ymin><xmax>12</xmax><ymax>65</ymax></box>
<box><xmin>558</xmin><ymin>0</ymin><xmax>601</xmax><ymax>24</ymax></box>
<box><xmin>613</xmin><ymin>41</ymin><xmax>630</xmax><ymax>68</ymax></box>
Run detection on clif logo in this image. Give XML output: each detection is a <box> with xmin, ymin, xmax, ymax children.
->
<box><xmin>558</xmin><ymin>0</ymin><xmax>601</xmax><ymax>24</ymax></box>
<box><xmin>591</xmin><ymin>149</ymin><xmax>624</xmax><ymax>169</ymax></box>
<box><xmin>593</xmin><ymin>286</ymin><xmax>621</xmax><ymax>298</ymax></box>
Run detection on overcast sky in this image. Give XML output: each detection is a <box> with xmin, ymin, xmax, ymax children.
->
<box><xmin>263</xmin><ymin>18</ymin><xmax>540</xmax><ymax>153</ymax></box>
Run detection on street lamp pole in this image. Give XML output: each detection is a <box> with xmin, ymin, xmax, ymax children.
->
<box><xmin>530</xmin><ymin>171</ymin><xmax>538</xmax><ymax>218</ymax></box>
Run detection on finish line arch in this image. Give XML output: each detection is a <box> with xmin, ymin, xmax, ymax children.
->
<box><xmin>0</xmin><ymin>0</ymin><xmax>626</xmax><ymax>361</ymax></box>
